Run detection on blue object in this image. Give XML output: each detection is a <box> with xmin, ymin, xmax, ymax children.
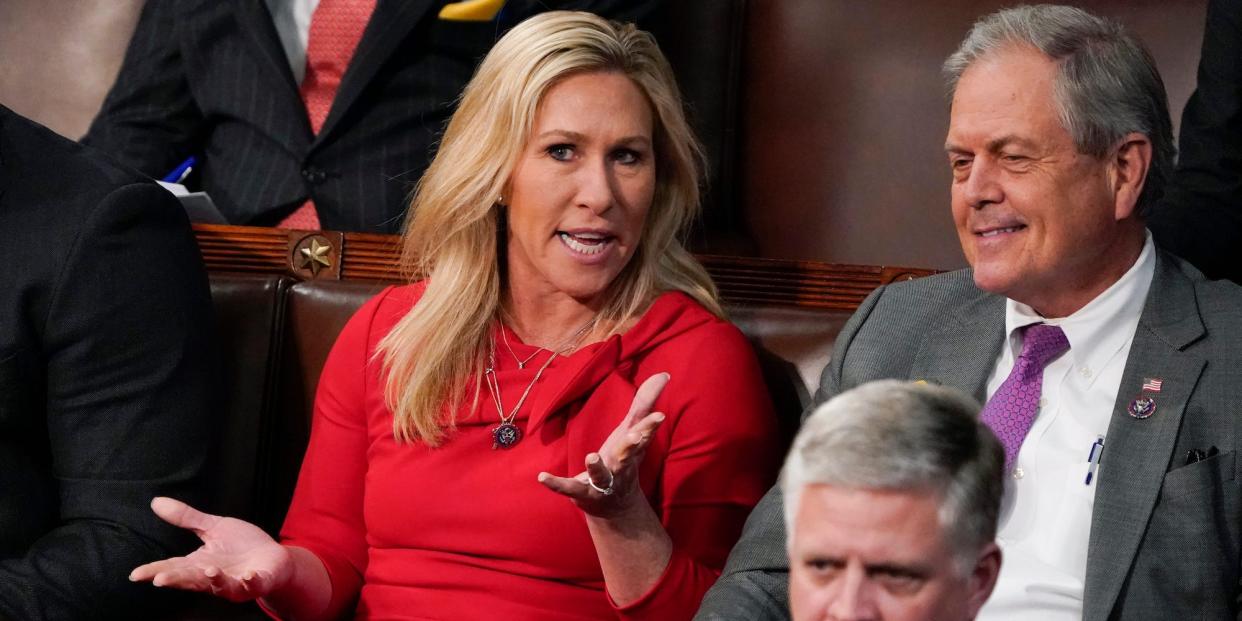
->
<box><xmin>162</xmin><ymin>156</ymin><xmax>197</xmax><ymax>183</ymax></box>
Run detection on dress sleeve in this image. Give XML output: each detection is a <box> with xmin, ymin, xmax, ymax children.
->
<box><xmin>271</xmin><ymin>289</ymin><xmax>393</xmax><ymax>620</ymax></box>
<box><xmin>614</xmin><ymin>322</ymin><xmax>782</xmax><ymax>619</ymax></box>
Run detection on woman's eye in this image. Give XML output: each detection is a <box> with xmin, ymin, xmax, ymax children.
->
<box><xmin>612</xmin><ymin>148</ymin><xmax>643</xmax><ymax>165</ymax></box>
<box><xmin>547</xmin><ymin>145</ymin><xmax>574</xmax><ymax>161</ymax></box>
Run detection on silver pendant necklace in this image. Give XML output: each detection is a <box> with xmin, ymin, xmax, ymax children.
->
<box><xmin>484</xmin><ymin>345</ymin><xmax>555</xmax><ymax>449</ymax></box>
<box><xmin>499</xmin><ymin>326</ymin><xmax>544</xmax><ymax>370</ymax></box>
<box><xmin>484</xmin><ymin>314</ymin><xmax>600</xmax><ymax>449</ymax></box>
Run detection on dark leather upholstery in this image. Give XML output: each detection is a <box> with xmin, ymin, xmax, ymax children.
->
<box><xmin>260</xmin><ymin>280</ymin><xmax>389</xmax><ymax>535</ymax></box>
<box><xmin>728</xmin><ymin>304</ymin><xmax>852</xmax><ymax>445</ymax></box>
<box><xmin>206</xmin><ymin>275</ymin><xmax>288</xmax><ymax>522</ymax></box>
<box><xmin>171</xmin><ymin>275</ymin><xmax>289</xmax><ymax>621</ymax></box>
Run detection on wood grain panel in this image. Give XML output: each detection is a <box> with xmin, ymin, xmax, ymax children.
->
<box><xmin>194</xmin><ymin>224</ymin><xmax>937</xmax><ymax>310</ymax></box>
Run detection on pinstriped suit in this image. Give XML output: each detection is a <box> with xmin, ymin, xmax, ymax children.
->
<box><xmin>696</xmin><ymin>250</ymin><xmax>1242</xmax><ymax>621</ymax></box>
<box><xmin>82</xmin><ymin>0</ymin><xmax>658</xmax><ymax>233</ymax></box>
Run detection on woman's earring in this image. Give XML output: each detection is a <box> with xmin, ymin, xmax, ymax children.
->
<box><xmin>496</xmin><ymin>195</ymin><xmax>505</xmax><ymax>206</ymax></box>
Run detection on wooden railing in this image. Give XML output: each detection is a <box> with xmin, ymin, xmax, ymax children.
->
<box><xmin>193</xmin><ymin>224</ymin><xmax>937</xmax><ymax>311</ymax></box>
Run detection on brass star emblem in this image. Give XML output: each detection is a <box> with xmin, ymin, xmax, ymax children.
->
<box><xmin>297</xmin><ymin>238</ymin><xmax>333</xmax><ymax>275</ymax></box>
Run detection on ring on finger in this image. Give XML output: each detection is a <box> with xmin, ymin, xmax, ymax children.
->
<box><xmin>588</xmin><ymin>466</ymin><xmax>616</xmax><ymax>496</ymax></box>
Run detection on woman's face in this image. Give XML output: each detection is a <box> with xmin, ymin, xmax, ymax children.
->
<box><xmin>504</xmin><ymin>71</ymin><xmax>657</xmax><ymax>306</ymax></box>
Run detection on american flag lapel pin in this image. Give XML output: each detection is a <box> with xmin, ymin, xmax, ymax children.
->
<box><xmin>1128</xmin><ymin>377</ymin><xmax>1163</xmax><ymax>419</ymax></box>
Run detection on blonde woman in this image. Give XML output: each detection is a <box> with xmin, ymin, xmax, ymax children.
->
<box><xmin>131</xmin><ymin>11</ymin><xmax>779</xmax><ymax>620</ymax></box>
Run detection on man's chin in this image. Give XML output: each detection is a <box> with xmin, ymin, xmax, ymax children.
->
<box><xmin>971</xmin><ymin>267</ymin><xmax>1016</xmax><ymax>298</ymax></box>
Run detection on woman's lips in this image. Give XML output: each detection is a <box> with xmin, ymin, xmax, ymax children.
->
<box><xmin>558</xmin><ymin>231</ymin><xmax>614</xmax><ymax>256</ymax></box>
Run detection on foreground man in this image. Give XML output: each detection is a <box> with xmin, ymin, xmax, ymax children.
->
<box><xmin>0</xmin><ymin>104</ymin><xmax>213</xmax><ymax>619</ymax></box>
<box><xmin>784</xmin><ymin>381</ymin><xmax>1003</xmax><ymax>621</ymax></box>
<box><xmin>697</xmin><ymin>5</ymin><xmax>1242</xmax><ymax>621</ymax></box>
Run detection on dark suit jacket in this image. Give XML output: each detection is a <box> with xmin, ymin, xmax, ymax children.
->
<box><xmin>0</xmin><ymin>105</ymin><xmax>214</xmax><ymax>620</ymax></box>
<box><xmin>1150</xmin><ymin>0</ymin><xmax>1242</xmax><ymax>284</ymax></box>
<box><xmin>696</xmin><ymin>250</ymin><xmax>1242</xmax><ymax>621</ymax></box>
<box><xmin>82</xmin><ymin>0</ymin><xmax>658</xmax><ymax>233</ymax></box>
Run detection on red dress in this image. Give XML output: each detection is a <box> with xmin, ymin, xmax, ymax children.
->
<box><xmin>277</xmin><ymin>284</ymin><xmax>780</xmax><ymax>620</ymax></box>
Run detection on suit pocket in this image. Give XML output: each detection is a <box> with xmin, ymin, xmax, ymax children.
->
<box><xmin>1160</xmin><ymin>450</ymin><xmax>1236</xmax><ymax>500</ymax></box>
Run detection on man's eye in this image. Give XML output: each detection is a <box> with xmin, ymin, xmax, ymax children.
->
<box><xmin>547</xmin><ymin>145</ymin><xmax>574</xmax><ymax>161</ymax></box>
<box><xmin>950</xmin><ymin>158</ymin><xmax>971</xmax><ymax>180</ymax></box>
<box><xmin>875</xmin><ymin>571</ymin><xmax>924</xmax><ymax>595</ymax></box>
<box><xmin>805</xmin><ymin>558</ymin><xmax>841</xmax><ymax>576</ymax></box>
<box><xmin>1001</xmin><ymin>153</ymin><xmax>1028</xmax><ymax>163</ymax></box>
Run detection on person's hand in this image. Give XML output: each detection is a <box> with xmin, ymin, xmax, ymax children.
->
<box><xmin>129</xmin><ymin>497</ymin><xmax>293</xmax><ymax>602</ymax></box>
<box><xmin>538</xmin><ymin>372</ymin><xmax>669</xmax><ymax>518</ymax></box>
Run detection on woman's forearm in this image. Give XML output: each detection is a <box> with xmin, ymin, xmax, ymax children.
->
<box><xmin>585</xmin><ymin>498</ymin><xmax>673</xmax><ymax>606</ymax></box>
<box><xmin>258</xmin><ymin>545</ymin><xmax>333</xmax><ymax>620</ymax></box>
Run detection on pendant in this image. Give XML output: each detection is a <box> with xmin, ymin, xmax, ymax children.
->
<box><xmin>492</xmin><ymin>422</ymin><xmax>523</xmax><ymax>449</ymax></box>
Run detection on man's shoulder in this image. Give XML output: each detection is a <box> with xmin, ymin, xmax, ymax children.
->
<box><xmin>1155</xmin><ymin>250</ymin><xmax>1242</xmax><ymax>328</ymax></box>
<box><xmin>1188</xmin><ymin>268</ymin><xmax>1242</xmax><ymax>324</ymax></box>
<box><xmin>868</xmin><ymin>268</ymin><xmax>991</xmax><ymax>319</ymax></box>
<box><xmin>836</xmin><ymin>268</ymin><xmax>999</xmax><ymax>368</ymax></box>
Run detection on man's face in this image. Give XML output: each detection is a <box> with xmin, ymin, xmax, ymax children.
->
<box><xmin>945</xmin><ymin>45</ymin><xmax>1139</xmax><ymax>317</ymax></box>
<box><xmin>788</xmin><ymin>484</ymin><xmax>997</xmax><ymax>621</ymax></box>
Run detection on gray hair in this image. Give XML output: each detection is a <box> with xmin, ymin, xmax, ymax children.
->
<box><xmin>943</xmin><ymin>4</ymin><xmax>1175</xmax><ymax>217</ymax></box>
<box><xmin>781</xmin><ymin>380</ymin><xmax>1004</xmax><ymax>573</ymax></box>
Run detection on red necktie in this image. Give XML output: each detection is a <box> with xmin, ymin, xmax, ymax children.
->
<box><xmin>278</xmin><ymin>0</ymin><xmax>377</xmax><ymax>230</ymax></box>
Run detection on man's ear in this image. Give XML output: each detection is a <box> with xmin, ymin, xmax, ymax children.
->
<box><xmin>1108</xmin><ymin>132</ymin><xmax>1153</xmax><ymax>221</ymax></box>
<box><xmin>966</xmin><ymin>542</ymin><xmax>1002</xmax><ymax>619</ymax></box>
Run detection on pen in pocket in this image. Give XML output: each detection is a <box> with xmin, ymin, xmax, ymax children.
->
<box><xmin>1085</xmin><ymin>435</ymin><xmax>1105</xmax><ymax>485</ymax></box>
<box><xmin>162</xmin><ymin>156</ymin><xmax>197</xmax><ymax>184</ymax></box>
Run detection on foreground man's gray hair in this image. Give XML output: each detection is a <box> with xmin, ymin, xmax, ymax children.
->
<box><xmin>781</xmin><ymin>380</ymin><xmax>1004</xmax><ymax>572</ymax></box>
<box><xmin>943</xmin><ymin>4</ymin><xmax>1175</xmax><ymax>217</ymax></box>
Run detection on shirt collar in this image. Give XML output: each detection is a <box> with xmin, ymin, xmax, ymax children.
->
<box><xmin>1003</xmin><ymin>231</ymin><xmax>1155</xmax><ymax>370</ymax></box>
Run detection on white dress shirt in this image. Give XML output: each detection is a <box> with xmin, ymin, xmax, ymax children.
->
<box><xmin>976</xmin><ymin>232</ymin><xmax>1156</xmax><ymax>620</ymax></box>
<box><xmin>265</xmin><ymin>0</ymin><xmax>321</xmax><ymax>84</ymax></box>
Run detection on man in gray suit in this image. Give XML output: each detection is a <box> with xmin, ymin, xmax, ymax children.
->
<box><xmin>698</xmin><ymin>5</ymin><xmax>1242</xmax><ymax>621</ymax></box>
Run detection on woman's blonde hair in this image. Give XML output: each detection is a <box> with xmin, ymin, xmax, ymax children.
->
<box><xmin>377</xmin><ymin>11</ymin><xmax>720</xmax><ymax>444</ymax></box>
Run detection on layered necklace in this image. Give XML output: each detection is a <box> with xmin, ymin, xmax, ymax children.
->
<box><xmin>484</xmin><ymin>314</ymin><xmax>598</xmax><ymax>449</ymax></box>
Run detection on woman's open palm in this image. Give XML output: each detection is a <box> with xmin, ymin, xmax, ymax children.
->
<box><xmin>129</xmin><ymin>497</ymin><xmax>293</xmax><ymax>602</ymax></box>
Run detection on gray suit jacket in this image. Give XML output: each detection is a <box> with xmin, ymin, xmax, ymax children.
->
<box><xmin>697</xmin><ymin>250</ymin><xmax>1242</xmax><ymax>621</ymax></box>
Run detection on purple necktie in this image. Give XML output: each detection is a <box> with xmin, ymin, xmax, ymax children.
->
<box><xmin>981</xmin><ymin>323</ymin><xmax>1070</xmax><ymax>470</ymax></box>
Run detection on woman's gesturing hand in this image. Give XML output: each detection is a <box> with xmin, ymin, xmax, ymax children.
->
<box><xmin>129</xmin><ymin>497</ymin><xmax>294</xmax><ymax>602</ymax></box>
<box><xmin>538</xmin><ymin>372</ymin><xmax>670</xmax><ymax>518</ymax></box>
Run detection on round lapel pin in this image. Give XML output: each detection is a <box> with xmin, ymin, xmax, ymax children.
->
<box><xmin>1128</xmin><ymin>395</ymin><xmax>1157</xmax><ymax>419</ymax></box>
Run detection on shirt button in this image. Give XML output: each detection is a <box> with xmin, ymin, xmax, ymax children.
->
<box><xmin>1080</xmin><ymin>366</ymin><xmax>1093</xmax><ymax>378</ymax></box>
<box><xmin>1039</xmin><ymin>397</ymin><xmax>1048</xmax><ymax>408</ymax></box>
<box><xmin>1012</xmin><ymin>467</ymin><xmax>1025</xmax><ymax>479</ymax></box>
